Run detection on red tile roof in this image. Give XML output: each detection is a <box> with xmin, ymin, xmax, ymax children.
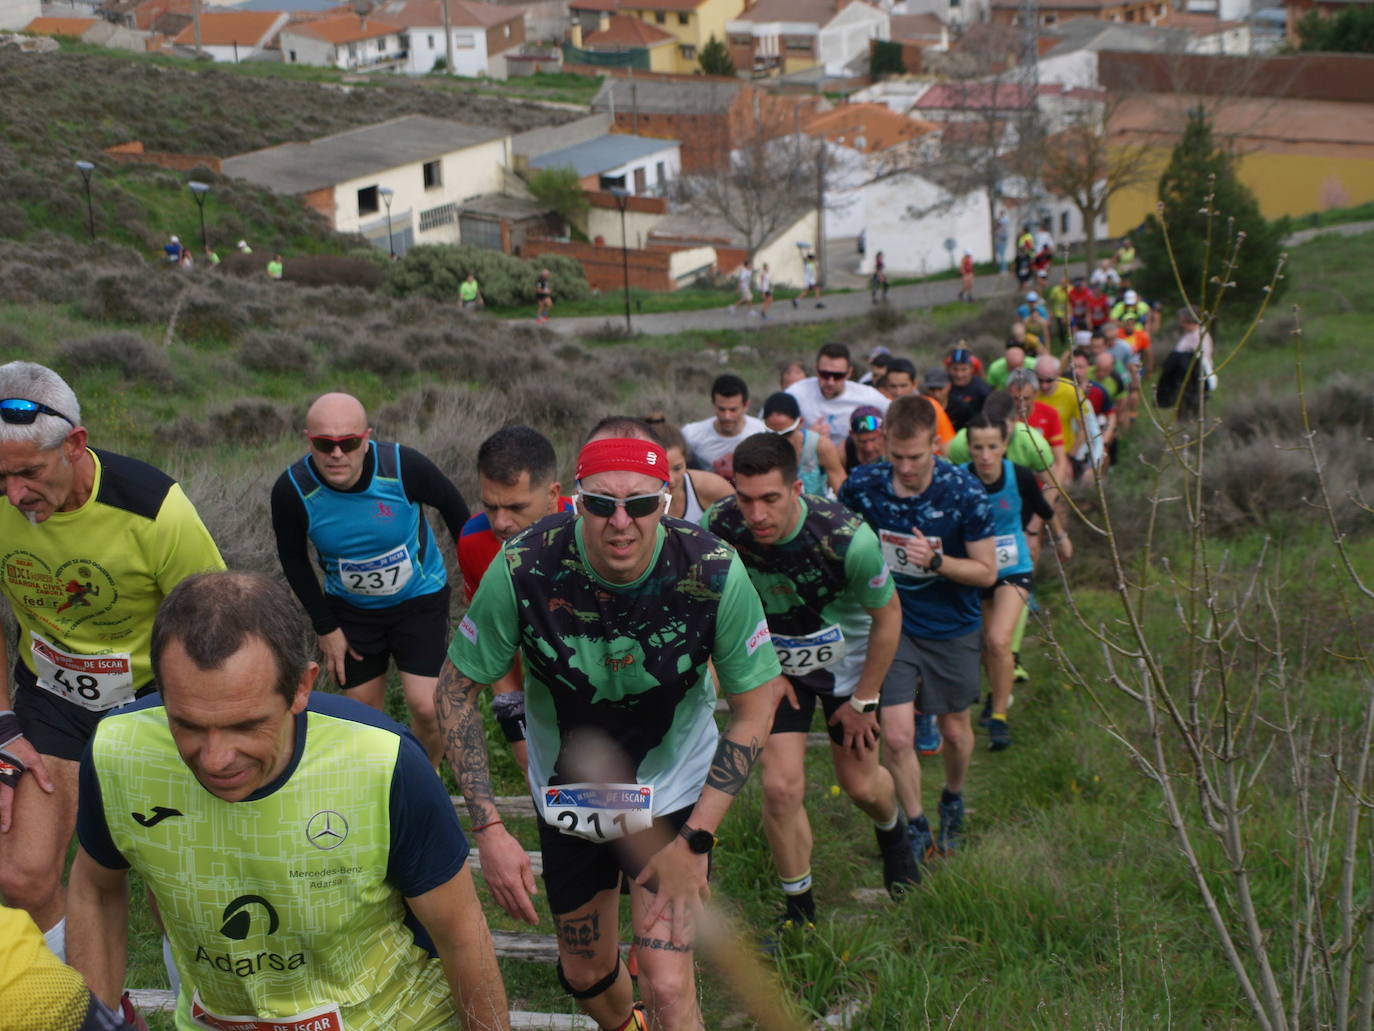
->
<box><xmin>172</xmin><ymin>11</ymin><xmax>284</xmax><ymax>45</ymax></box>
<box><xmin>281</xmin><ymin>12</ymin><xmax>400</xmax><ymax>42</ymax></box>
<box><xmin>584</xmin><ymin>12</ymin><xmax>674</xmax><ymax>45</ymax></box>
<box><xmin>805</xmin><ymin>103</ymin><xmax>937</xmax><ymax>152</ymax></box>
<box><xmin>375</xmin><ymin>0</ymin><xmax>521</xmax><ymax>28</ymax></box>
<box><xmin>24</xmin><ymin>16</ymin><xmax>97</xmax><ymax>35</ymax></box>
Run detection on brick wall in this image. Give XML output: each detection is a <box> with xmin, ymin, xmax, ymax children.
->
<box><xmin>104</xmin><ymin>141</ymin><xmax>222</xmax><ymax>173</ymax></box>
<box><xmin>586</xmin><ymin>190</ymin><xmax>667</xmax><ymax>215</ymax></box>
<box><xmin>1099</xmin><ymin>50</ymin><xmax>1374</xmax><ymax>104</ymax></box>
<box><xmin>522</xmin><ymin>238</ymin><xmax>674</xmax><ymax>291</ymax></box>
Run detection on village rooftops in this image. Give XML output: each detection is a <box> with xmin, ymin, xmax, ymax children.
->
<box><xmin>731</xmin><ymin>0</ymin><xmax>854</xmax><ymax>24</ymax></box>
<box><xmin>806</xmin><ymin>104</ymin><xmax>937</xmax><ymax>153</ymax></box>
<box><xmin>583</xmin><ymin>14</ymin><xmax>675</xmax><ymax>45</ymax></box>
<box><xmin>591</xmin><ymin>76</ymin><xmax>746</xmax><ymax>115</ymax></box>
<box><xmin>530</xmin><ymin>133</ymin><xmax>679</xmax><ymax>177</ymax></box>
<box><xmin>171</xmin><ymin>11</ymin><xmax>285</xmax><ymax>46</ymax></box>
<box><xmin>373</xmin><ymin>0</ymin><xmax>521</xmax><ymax>28</ymax></box>
<box><xmin>222</xmin><ymin>115</ymin><xmax>506</xmax><ymax>194</ymax></box>
<box><xmin>24</xmin><ymin>16</ymin><xmax>97</xmax><ymax>34</ymax></box>
<box><xmin>279</xmin><ymin>12</ymin><xmax>401</xmax><ymax>44</ymax></box>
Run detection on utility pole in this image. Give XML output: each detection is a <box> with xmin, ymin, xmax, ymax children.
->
<box><xmin>1017</xmin><ymin>0</ymin><xmax>1043</xmax><ymax>235</ymax></box>
<box><xmin>442</xmin><ymin>0</ymin><xmax>455</xmax><ymax>77</ymax></box>
<box><xmin>192</xmin><ymin>0</ymin><xmax>202</xmax><ymax>55</ymax></box>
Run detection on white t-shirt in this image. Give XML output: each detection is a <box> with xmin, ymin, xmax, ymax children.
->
<box><xmin>736</xmin><ymin>266</ymin><xmax>753</xmax><ymax>294</ymax></box>
<box><xmin>785</xmin><ymin>378</ymin><xmax>889</xmax><ymax>446</ymax></box>
<box><xmin>682</xmin><ymin>415</ymin><xmax>767</xmax><ymax>469</ymax></box>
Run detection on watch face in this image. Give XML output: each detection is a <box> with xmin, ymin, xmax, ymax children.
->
<box><xmin>685</xmin><ymin>829</ymin><xmax>715</xmax><ymax>854</ymax></box>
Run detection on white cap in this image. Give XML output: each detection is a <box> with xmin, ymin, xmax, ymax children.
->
<box><xmin>237</xmin><ymin>239</ymin><xmax>248</xmax><ymax>249</ymax></box>
<box><xmin>1025</xmin><ymin>291</ymin><xmax>1039</xmax><ymax>302</ymax></box>
<box><xmin>1123</xmin><ymin>289</ymin><xmax>1138</xmax><ymax>304</ymax></box>
<box><xmin>170</xmin><ymin>235</ymin><xmax>179</xmax><ymax>243</ymax></box>
<box><xmin>1074</xmin><ymin>330</ymin><xmax>1092</xmax><ymax>347</ymax></box>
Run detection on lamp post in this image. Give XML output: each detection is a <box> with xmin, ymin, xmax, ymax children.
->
<box><xmin>609</xmin><ymin>186</ymin><xmax>631</xmax><ymax>334</ymax></box>
<box><xmin>74</xmin><ymin>160</ymin><xmax>95</xmax><ymax>243</ymax></box>
<box><xmin>379</xmin><ymin>187</ymin><xmax>396</xmax><ymax>257</ymax></box>
<box><xmin>188</xmin><ymin>180</ymin><xmax>210</xmax><ymax>252</ymax></box>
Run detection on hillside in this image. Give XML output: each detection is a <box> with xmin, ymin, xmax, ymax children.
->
<box><xmin>0</xmin><ymin>47</ymin><xmax>585</xmax><ymax>254</ymax></box>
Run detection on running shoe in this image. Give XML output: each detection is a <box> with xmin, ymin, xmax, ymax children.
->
<box><xmin>987</xmin><ymin>717</ymin><xmax>1012</xmax><ymax>752</ymax></box>
<box><xmin>916</xmin><ymin>712</ymin><xmax>941</xmax><ymax>755</ymax></box>
<box><xmin>907</xmin><ymin>819</ymin><xmax>936</xmax><ymax>864</ymax></box>
<box><xmin>937</xmin><ymin>794</ymin><xmax>965</xmax><ymax>854</ymax></box>
<box><xmin>1013</xmin><ymin>661</ymin><xmax>1030</xmax><ymax>684</ymax></box>
<box><xmin>878</xmin><ymin>825</ymin><xmax>921</xmax><ymax>898</ymax></box>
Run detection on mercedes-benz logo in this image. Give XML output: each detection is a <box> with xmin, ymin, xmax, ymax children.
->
<box><xmin>305</xmin><ymin>810</ymin><xmax>349</xmax><ymax>850</ymax></box>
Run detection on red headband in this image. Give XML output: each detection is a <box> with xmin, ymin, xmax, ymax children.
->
<box><xmin>576</xmin><ymin>438</ymin><xmax>670</xmax><ymax>483</ymax></box>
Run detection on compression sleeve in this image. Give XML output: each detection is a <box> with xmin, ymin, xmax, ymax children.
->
<box><xmin>387</xmin><ymin>734</ymin><xmax>468</xmax><ymax>898</ymax></box>
<box><xmin>710</xmin><ymin>553</ymin><xmax>783</xmax><ymax>693</ymax></box>
<box><xmin>74</xmin><ymin>742</ymin><xmax>129</xmax><ymax>871</ymax></box>
<box><xmin>1013</xmin><ymin>463</ymin><xmax>1056</xmax><ymax>524</ymax></box>
<box><xmin>396</xmin><ymin>446</ymin><xmax>470</xmax><ymax>542</ymax></box>
<box><xmin>269</xmin><ymin>472</ymin><xmax>338</xmax><ymax>636</ymax></box>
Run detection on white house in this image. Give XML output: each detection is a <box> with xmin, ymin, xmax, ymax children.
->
<box><xmin>222</xmin><ymin>115</ymin><xmax>512</xmax><ymax>254</ymax></box>
<box><xmin>278</xmin><ymin>12</ymin><xmax>406</xmax><ymax>70</ymax></box>
<box><xmin>529</xmin><ymin>134</ymin><xmax>681</xmax><ymax>195</ymax></box>
<box><xmin>170</xmin><ymin>11</ymin><xmax>288</xmax><ymax>61</ymax></box>
<box><xmin>727</xmin><ymin>0</ymin><xmax>888</xmax><ymax>77</ymax></box>
<box><xmin>373</xmin><ymin>0</ymin><xmax>526</xmax><ymax>77</ymax></box>
<box><xmin>0</xmin><ymin>0</ymin><xmax>40</xmax><ymax>30</ymax></box>
<box><xmin>859</xmin><ymin>171</ymin><xmax>992</xmax><ymax>275</ymax></box>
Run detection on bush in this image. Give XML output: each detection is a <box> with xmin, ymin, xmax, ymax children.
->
<box><xmin>335</xmin><ymin>339</ymin><xmax>417</xmax><ymax>377</ymax></box>
<box><xmin>384</xmin><ymin>245</ymin><xmax>591</xmax><ymax>307</ymax></box>
<box><xmin>56</xmin><ymin>332</ymin><xmax>177</xmax><ymax>387</ymax></box>
<box><xmin>177</xmin><ymin>289</ymin><xmax>252</xmax><ymax>345</ymax></box>
<box><xmin>281</xmin><ymin>255</ymin><xmax>385</xmax><ymax>290</ymax></box>
<box><xmin>237</xmin><ymin>331</ymin><xmax>315</xmax><ymax>375</ymax></box>
<box><xmin>79</xmin><ymin>272</ymin><xmax>180</xmax><ymax>325</ymax></box>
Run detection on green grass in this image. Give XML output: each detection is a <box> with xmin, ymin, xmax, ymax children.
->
<box><xmin>1287</xmin><ymin>198</ymin><xmax>1374</xmax><ymax>230</ymax></box>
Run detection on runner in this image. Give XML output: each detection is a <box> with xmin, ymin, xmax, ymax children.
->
<box><xmin>785</xmin><ymin>342</ymin><xmax>889</xmax><ymax>447</ymax></box>
<box><xmin>680</xmin><ymin>374</ymin><xmax>766</xmax><ymax>479</ymax></box>
<box><xmin>67</xmin><ymin>572</ymin><xmax>510</xmax><ymax>1031</ymax></box>
<box><xmin>758</xmin><ymin>262</ymin><xmax>774</xmax><ymax>319</ymax></box>
<box><xmin>1033</xmin><ymin>356</ymin><xmax>1101</xmax><ymax>485</ymax></box>
<box><xmin>266</xmin><ymin>254</ymin><xmax>283</xmax><ymax>281</ymax></box>
<box><xmin>1007</xmin><ymin>369</ymin><xmax>1070</xmax><ymax>500</ymax></box>
<box><xmin>761</xmin><ymin>393</ymin><xmax>846</xmax><ymax>497</ymax></box>
<box><xmin>986</xmin><ymin>343</ymin><xmax>1026</xmax><ymax>390</ymax></box>
<box><xmin>703</xmin><ymin>433</ymin><xmax>919</xmax><ymax>935</ymax></box>
<box><xmin>1070</xmin><ymin>348</ymin><xmax>1118</xmax><ymax>474</ymax></box>
<box><xmin>793</xmin><ymin>253</ymin><xmax>824</xmax><ymax>309</ymax></box>
<box><xmin>943</xmin><ymin>347</ymin><xmax>991</xmax><ymax>431</ymax></box>
<box><xmin>729</xmin><ymin>260</ymin><xmax>755</xmax><ymax>316</ymax></box>
<box><xmin>876</xmin><ymin>357</ymin><xmax>916</xmax><ymax>400</ymax></box>
<box><xmin>0</xmin><ymin>361</ymin><xmax>224</xmax><ymax>973</ymax></box>
<box><xmin>270</xmin><ymin>392</ymin><xmax>469</xmax><ymax>766</ymax></box>
<box><xmin>457</xmin><ymin>425</ymin><xmax>574</xmax><ymax>775</ymax></box>
<box><xmin>654</xmin><ymin>422</ymin><xmax>733</xmax><ymax>523</ymax></box>
<box><xmin>843</xmin><ymin>406</ymin><xmax>886</xmax><ymax>472</ymax></box>
<box><xmin>534</xmin><ymin>268</ymin><xmax>553</xmax><ymax>323</ymax></box>
<box><xmin>871</xmin><ymin>251</ymin><xmax>889</xmax><ymax>304</ymax></box>
<box><xmin>964</xmin><ymin>412</ymin><xmax>1070</xmax><ymax>751</ymax></box>
<box><xmin>459</xmin><ymin>272</ymin><xmax>483</xmax><ymax>311</ymax></box>
<box><xmin>958</xmin><ymin>251</ymin><xmax>975</xmax><ymax>303</ymax></box>
<box><xmin>437</xmin><ymin>420</ymin><xmax>782</xmax><ymax>1031</ymax></box>
<box><xmin>839</xmin><ymin>396</ymin><xmax>997</xmax><ymax>857</ymax></box>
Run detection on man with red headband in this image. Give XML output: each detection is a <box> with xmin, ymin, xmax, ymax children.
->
<box><xmin>438</xmin><ymin>417</ymin><xmax>782</xmax><ymax>1031</ymax></box>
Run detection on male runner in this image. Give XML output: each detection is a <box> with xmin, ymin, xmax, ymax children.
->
<box><xmin>457</xmin><ymin>425</ymin><xmax>573</xmax><ymax>773</ymax></box>
<box><xmin>534</xmin><ymin>268</ymin><xmax>553</xmax><ymax>323</ymax></box>
<box><xmin>0</xmin><ymin>361</ymin><xmax>224</xmax><ymax>966</ymax></box>
<box><xmin>839</xmin><ymin>396</ymin><xmax>996</xmax><ymax>857</ymax></box>
<box><xmin>437</xmin><ymin>419</ymin><xmax>782</xmax><ymax>1031</ymax></box>
<box><xmin>680</xmin><ymin>374</ymin><xmax>766</xmax><ymax>478</ymax></box>
<box><xmin>704</xmin><ymin>434</ymin><xmax>918</xmax><ymax>934</ymax></box>
<box><xmin>270</xmin><ymin>392</ymin><xmax>469</xmax><ymax>765</ymax></box>
<box><xmin>67</xmin><ymin>572</ymin><xmax>509</xmax><ymax>1031</ymax></box>
<box><xmin>943</xmin><ymin>347</ymin><xmax>991</xmax><ymax>430</ymax></box>
<box><xmin>786</xmin><ymin>343</ymin><xmax>889</xmax><ymax>447</ymax></box>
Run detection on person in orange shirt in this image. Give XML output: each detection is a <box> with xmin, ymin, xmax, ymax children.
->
<box><xmin>1116</xmin><ymin>311</ymin><xmax>1152</xmax><ymax>376</ymax></box>
<box><xmin>917</xmin><ymin>367</ymin><xmax>958</xmax><ymax>451</ymax></box>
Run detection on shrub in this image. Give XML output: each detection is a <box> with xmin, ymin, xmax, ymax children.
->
<box><xmin>0</xmin><ymin>262</ymin><xmax>66</xmax><ymax>305</ymax></box>
<box><xmin>281</xmin><ymin>255</ymin><xmax>385</xmax><ymax>290</ymax></box>
<box><xmin>177</xmin><ymin>289</ymin><xmax>252</xmax><ymax>345</ymax></box>
<box><xmin>79</xmin><ymin>272</ymin><xmax>179</xmax><ymax>325</ymax></box>
<box><xmin>237</xmin><ymin>331</ymin><xmax>315</xmax><ymax>375</ymax></box>
<box><xmin>335</xmin><ymin>340</ymin><xmax>417</xmax><ymax>377</ymax></box>
<box><xmin>56</xmin><ymin>332</ymin><xmax>177</xmax><ymax>387</ymax></box>
<box><xmin>384</xmin><ymin>245</ymin><xmax>591</xmax><ymax>307</ymax></box>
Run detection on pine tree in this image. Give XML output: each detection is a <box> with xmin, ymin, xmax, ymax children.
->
<box><xmin>699</xmin><ymin>35</ymin><xmax>736</xmax><ymax>77</ymax></box>
<box><xmin>1133</xmin><ymin>107</ymin><xmax>1284</xmax><ymax>318</ymax></box>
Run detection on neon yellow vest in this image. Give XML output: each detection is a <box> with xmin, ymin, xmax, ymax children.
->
<box><xmin>95</xmin><ymin>704</ymin><xmax>456</xmax><ymax>1030</ymax></box>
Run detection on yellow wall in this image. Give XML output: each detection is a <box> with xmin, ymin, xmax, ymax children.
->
<box><xmin>648</xmin><ymin>40</ymin><xmax>677</xmax><ymax>72</ymax></box>
<box><xmin>1109</xmin><ymin>146</ymin><xmax>1374</xmax><ymax>235</ymax></box>
<box><xmin>628</xmin><ymin>0</ymin><xmax>743</xmax><ymax>72</ymax></box>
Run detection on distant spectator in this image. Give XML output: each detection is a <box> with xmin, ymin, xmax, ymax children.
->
<box><xmin>958</xmin><ymin>251</ymin><xmax>975</xmax><ymax>302</ymax></box>
<box><xmin>871</xmin><ymin>250</ymin><xmax>889</xmax><ymax>304</ymax></box>
<box><xmin>163</xmin><ymin>235</ymin><xmax>183</xmax><ymax>264</ymax></box>
<box><xmin>794</xmin><ymin>253</ymin><xmax>824</xmax><ymax>308</ymax></box>
<box><xmin>204</xmin><ymin>245</ymin><xmax>220</xmax><ymax>266</ymax></box>
<box><xmin>1016</xmin><ymin>291</ymin><xmax>1048</xmax><ymax>322</ymax></box>
<box><xmin>236</xmin><ymin>239</ymin><xmax>252</xmax><ymax>255</ymax></box>
<box><xmin>266</xmin><ymin>254</ymin><xmax>284</xmax><ymax>280</ymax></box>
<box><xmin>459</xmin><ymin>271</ymin><xmax>483</xmax><ymax>310</ymax></box>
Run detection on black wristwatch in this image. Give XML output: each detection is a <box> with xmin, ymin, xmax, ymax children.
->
<box><xmin>679</xmin><ymin>824</ymin><xmax>716</xmax><ymax>854</ymax></box>
<box><xmin>927</xmin><ymin>551</ymin><xmax>943</xmax><ymax>573</ymax></box>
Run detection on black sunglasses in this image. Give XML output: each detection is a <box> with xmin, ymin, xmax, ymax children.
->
<box><xmin>0</xmin><ymin>398</ymin><xmax>76</xmax><ymax>427</ymax></box>
<box><xmin>817</xmin><ymin>370</ymin><xmax>848</xmax><ymax>381</ymax></box>
<box><xmin>576</xmin><ymin>490</ymin><xmax>666</xmax><ymax>519</ymax></box>
<box><xmin>309</xmin><ymin>434</ymin><xmax>366</xmax><ymax>454</ymax></box>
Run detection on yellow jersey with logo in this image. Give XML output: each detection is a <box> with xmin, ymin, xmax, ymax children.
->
<box><xmin>0</xmin><ymin>905</ymin><xmax>90</xmax><ymax>1031</ymax></box>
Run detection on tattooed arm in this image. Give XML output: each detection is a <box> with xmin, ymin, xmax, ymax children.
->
<box><xmin>435</xmin><ymin>658</ymin><xmax>540</xmax><ymax>925</ymax></box>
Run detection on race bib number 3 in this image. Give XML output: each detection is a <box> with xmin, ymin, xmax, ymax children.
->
<box><xmin>191</xmin><ymin>993</ymin><xmax>343</xmax><ymax>1031</ymax></box>
<box><xmin>31</xmin><ymin>633</ymin><xmax>133</xmax><ymax>712</ymax></box>
<box><xmin>878</xmin><ymin>532</ymin><xmax>943</xmax><ymax>580</ymax></box>
<box><xmin>339</xmin><ymin>547</ymin><xmax>413</xmax><ymax>597</ymax></box>
<box><xmin>995</xmin><ymin>534</ymin><xmax>1019</xmax><ymax>572</ymax></box>
<box><xmin>773</xmin><ymin>625</ymin><xmax>845</xmax><ymax>677</ymax></box>
<box><xmin>542</xmin><ymin>783</ymin><xmax>653</xmax><ymax>842</ymax></box>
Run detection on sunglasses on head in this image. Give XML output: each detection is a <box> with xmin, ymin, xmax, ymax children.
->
<box><xmin>576</xmin><ymin>490</ymin><xmax>667</xmax><ymax>519</ymax></box>
<box><xmin>1</xmin><ymin>398</ymin><xmax>76</xmax><ymax>427</ymax></box>
<box><xmin>817</xmin><ymin>370</ymin><xmax>848</xmax><ymax>381</ymax></box>
<box><xmin>309</xmin><ymin>434</ymin><xmax>366</xmax><ymax>455</ymax></box>
<box><xmin>851</xmin><ymin>415</ymin><xmax>883</xmax><ymax>433</ymax></box>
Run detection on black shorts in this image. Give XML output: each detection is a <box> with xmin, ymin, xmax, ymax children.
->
<box><xmin>539</xmin><ymin>804</ymin><xmax>701</xmax><ymax>914</ymax></box>
<box><xmin>12</xmin><ymin>661</ymin><xmax>154</xmax><ymax>762</ymax></box>
<box><xmin>982</xmin><ymin>572</ymin><xmax>1033</xmax><ymax>601</ymax></box>
<box><xmin>327</xmin><ymin>585</ymin><xmax>450</xmax><ymax>688</ymax></box>
<box><xmin>772</xmin><ymin>678</ymin><xmax>848</xmax><ymax>745</ymax></box>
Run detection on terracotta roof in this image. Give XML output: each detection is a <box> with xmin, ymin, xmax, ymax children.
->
<box><xmin>374</xmin><ymin>0</ymin><xmax>521</xmax><ymax>28</ymax></box>
<box><xmin>619</xmin><ymin>0</ymin><xmax>709</xmax><ymax>12</ymax></box>
<box><xmin>280</xmin><ymin>12</ymin><xmax>400</xmax><ymax>41</ymax></box>
<box><xmin>733</xmin><ymin>0</ymin><xmax>837</xmax><ymax>24</ymax></box>
<box><xmin>1156</xmin><ymin>9</ymin><xmax>1245</xmax><ymax>30</ymax></box>
<box><xmin>24</xmin><ymin>16</ymin><xmax>98</xmax><ymax>34</ymax></box>
<box><xmin>149</xmin><ymin>11</ymin><xmax>191</xmax><ymax>33</ymax></box>
<box><xmin>916</xmin><ymin>82</ymin><xmax>1036</xmax><ymax>110</ymax></box>
<box><xmin>569</xmin><ymin>0</ymin><xmax>618</xmax><ymax>9</ymax></box>
<box><xmin>805</xmin><ymin>103</ymin><xmax>937</xmax><ymax>152</ymax></box>
<box><xmin>889</xmin><ymin>13</ymin><xmax>943</xmax><ymax>39</ymax></box>
<box><xmin>172</xmin><ymin>11</ymin><xmax>284</xmax><ymax>45</ymax></box>
<box><xmin>584</xmin><ymin>13</ymin><xmax>674</xmax><ymax>45</ymax></box>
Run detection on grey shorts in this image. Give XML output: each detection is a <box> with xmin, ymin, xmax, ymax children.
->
<box><xmin>880</xmin><ymin>628</ymin><xmax>982</xmax><ymax>715</ymax></box>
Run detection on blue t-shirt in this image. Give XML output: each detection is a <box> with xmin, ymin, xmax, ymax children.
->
<box><xmin>839</xmin><ymin>459</ymin><xmax>994</xmax><ymax>639</ymax></box>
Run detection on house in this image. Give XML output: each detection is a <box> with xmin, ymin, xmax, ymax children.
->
<box><xmin>608</xmin><ymin>0</ymin><xmax>748</xmax><ymax>74</ymax></box>
<box><xmin>169</xmin><ymin>11</ymin><xmax>288</xmax><ymax>60</ymax></box>
<box><xmin>277</xmin><ymin>12</ymin><xmax>405</xmax><ymax>70</ymax></box>
<box><xmin>373</xmin><ymin>0</ymin><xmax>525</xmax><ymax>77</ymax></box>
<box><xmin>886</xmin><ymin>13</ymin><xmax>947</xmax><ymax>73</ymax></box>
<box><xmin>645</xmin><ymin>205</ymin><xmax>819</xmax><ymax>285</ymax></box>
<box><xmin>222</xmin><ymin>115</ymin><xmax>512</xmax><ymax>254</ymax></box>
<box><xmin>98</xmin><ymin>0</ymin><xmax>188</xmax><ymax>31</ymax></box>
<box><xmin>2</xmin><ymin>0</ymin><xmax>40</xmax><ymax>30</ymax></box>
<box><xmin>569</xmin><ymin>13</ymin><xmax>678</xmax><ymax>71</ymax></box>
<box><xmin>726</xmin><ymin>0</ymin><xmax>888</xmax><ymax>76</ymax></box>
<box><xmin>529</xmin><ymin>133</ymin><xmax>682</xmax><ymax>194</ymax></box>
<box><xmin>452</xmin><ymin>193</ymin><xmax>562</xmax><ymax>253</ymax></box>
<box><xmin>22</xmin><ymin>14</ymin><xmax>97</xmax><ymax>34</ymax></box>
<box><xmin>988</xmin><ymin>0</ymin><xmax>1169</xmax><ymax>27</ymax></box>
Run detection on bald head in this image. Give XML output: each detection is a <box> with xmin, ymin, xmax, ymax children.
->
<box><xmin>306</xmin><ymin>393</ymin><xmax>368</xmax><ymax>438</ymax></box>
<box><xmin>1034</xmin><ymin>355</ymin><xmax>1061</xmax><ymax>379</ymax></box>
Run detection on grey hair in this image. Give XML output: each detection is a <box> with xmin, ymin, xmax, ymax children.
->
<box><xmin>1007</xmin><ymin>368</ymin><xmax>1038</xmax><ymax>392</ymax></box>
<box><xmin>0</xmin><ymin>362</ymin><xmax>81</xmax><ymax>450</ymax></box>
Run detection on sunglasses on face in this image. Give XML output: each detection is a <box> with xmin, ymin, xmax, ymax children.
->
<box><xmin>576</xmin><ymin>490</ymin><xmax>666</xmax><ymax>519</ymax></box>
<box><xmin>817</xmin><ymin>370</ymin><xmax>848</xmax><ymax>381</ymax></box>
<box><xmin>851</xmin><ymin>415</ymin><xmax>883</xmax><ymax>433</ymax></box>
<box><xmin>768</xmin><ymin>417</ymin><xmax>802</xmax><ymax>436</ymax></box>
<box><xmin>1037</xmin><ymin>377</ymin><xmax>1058</xmax><ymax>386</ymax></box>
<box><xmin>1</xmin><ymin>398</ymin><xmax>76</xmax><ymax>427</ymax></box>
<box><xmin>309</xmin><ymin>434</ymin><xmax>366</xmax><ymax>454</ymax></box>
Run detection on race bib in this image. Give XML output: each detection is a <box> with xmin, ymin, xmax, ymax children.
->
<box><xmin>541</xmin><ymin>783</ymin><xmax>653</xmax><ymax>842</ymax></box>
<box><xmin>878</xmin><ymin>531</ymin><xmax>943</xmax><ymax>580</ymax></box>
<box><xmin>191</xmin><ymin>993</ymin><xmax>343</xmax><ymax>1031</ymax></box>
<box><xmin>994</xmin><ymin>534</ymin><xmax>1019</xmax><ymax>572</ymax></box>
<box><xmin>338</xmin><ymin>547</ymin><xmax>413</xmax><ymax>597</ymax></box>
<box><xmin>31</xmin><ymin>633</ymin><xmax>134</xmax><ymax>712</ymax></box>
<box><xmin>773</xmin><ymin>625</ymin><xmax>845</xmax><ymax>677</ymax></box>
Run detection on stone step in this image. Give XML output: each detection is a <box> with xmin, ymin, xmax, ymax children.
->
<box><xmin>469</xmin><ymin>848</ymin><xmax>544</xmax><ymax>876</ymax></box>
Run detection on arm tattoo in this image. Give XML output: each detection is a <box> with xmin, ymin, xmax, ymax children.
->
<box><xmin>705</xmin><ymin>735</ymin><xmax>762</xmax><ymax>796</ymax></box>
<box><xmin>434</xmin><ymin>662</ymin><xmax>497</xmax><ymax>825</ymax></box>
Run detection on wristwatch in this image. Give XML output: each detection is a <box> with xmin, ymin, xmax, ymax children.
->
<box><xmin>848</xmin><ymin>695</ymin><xmax>879</xmax><ymax>714</ymax></box>
<box><xmin>678</xmin><ymin>824</ymin><xmax>716</xmax><ymax>854</ymax></box>
<box><xmin>927</xmin><ymin>551</ymin><xmax>943</xmax><ymax>573</ymax></box>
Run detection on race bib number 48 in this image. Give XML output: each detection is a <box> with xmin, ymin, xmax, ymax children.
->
<box><xmin>542</xmin><ymin>783</ymin><xmax>653</xmax><ymax>842</ymax></box>
<box><xmin>31</xmin><ymin>633</ymin><xmax>133</xmax><ymax>712</ymax></box>
<box><xmin>773</xmin><ymin>625</ymin><xmax>845</xmax><ymax>677</ymax></box>
<box><xmin>338</xmin><ymin>547</ymin><xmax>413</xmax><ymax>597</ymax></box>
<box><xmin>878</xmin><ymin>532</ymin><xmax>943</xmax><ymax>580</ymax></box>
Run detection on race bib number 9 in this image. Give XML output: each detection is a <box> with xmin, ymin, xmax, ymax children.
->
<box><xmin>31</xmin><ymin>633</ymin><xmax>134</xmax><ymax>712</ymax></box>
<box><xmin>878</xmin><ymin>531</ymin><xmax>943</xmax><ymax>580</ymax></box>
<box><xmin>773</xmin><ymin>625</ymin><xmax>845</xmax><ymax>677</ymax></box>
<box><xmin>542</xmin><ymin>783</ymin><xmax>653</xmax><ymax>842</ymax></box>
<box><xmin>995</xmin><ymin>534</ymin><xmax>1019</xmax><ymax>572</ymax></box>
<box><xmin>339</xmin><ymin>547</ymin><xmax>413</xmax><ymax>597</ymax></box>
<box><xmin>191</xmin><ymin>993</ymin><xmax>343</xmax><ymax>1031</ymax></box>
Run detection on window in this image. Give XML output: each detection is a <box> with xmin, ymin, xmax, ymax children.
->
<box><xmin>678</xmin><ymin>11</ymin><xmax>689</xmax><ymax>23</ymax></box>
<box><xmin>654</xmin><ymin>11</ymin><xmax>666</xmax><ymax>23</ymax></box>
<box><xmin>288</xmin><ymin>49</ymin><xmax>297</xmax><ymax>61</ymax></box>
<box><xmin>455</xmin><ymin>32</ymin><xmax>475</xmax><ymax>47</ymax></box>
<box><xmin>599</xmin><ymin>173</ymin><xmax>627</xmax><ymax>191</ymax></box>
<box><xmin>428</xmin><ymin>33</ymin><xmax>434</xmax><ymax>47</ymax></box>
<box><xmin>420</xmin><ymin>202</ymin><xmax>458</xmax><ymax>232</ymax></box>
<box><xmin>459</xmin><ymin>215</ymin><xmax>503</xmax><ymax>251</ymax></box>
<box><xmin>655</xmin><ymin>160</ymin><xmax>666</xmax><ymax>184</ymax></box>
<box><xmin>680</xmin><ymin>43</ymin><xmax>696</xmax><ymax>58</ymax></box>
<box><xmin>357</xmin><ymin>186</ymin><xmax>379</xmax><ymax>216</ymax></box>
<box><xmin>423</xmin><ymin>160</ymin><xmax>442</xmax><ymax>189</ymax></box>
<box><xmin>1060</xmin><ymin>210</ymin><xmax>1070</xmax><ymax>234</ymax></box>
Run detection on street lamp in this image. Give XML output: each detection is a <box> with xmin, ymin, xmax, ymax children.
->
<box><xmin>379</xmin><ymin>187</ymin><xmax>396</xmax><ymax>257</ymax></box>
<box><xmin>188</xmin><ymin>181</ymin><xmax>210</xmax><ymax>252</ymax></box>
<box><xmin>74</xmin><ymin>160</ymin><xmax>95</xmax><ymax>243</ymax></box>
<box><xmin>609</xmin><ymin>186</ymin><xmax>631</xmax><ymax>334</ymax></box>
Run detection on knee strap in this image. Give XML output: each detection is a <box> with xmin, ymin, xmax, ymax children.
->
<box><xmin>557</xmin><ymin>958</ymin><xmax>623</xmax><ymax>1000</ymax></box>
